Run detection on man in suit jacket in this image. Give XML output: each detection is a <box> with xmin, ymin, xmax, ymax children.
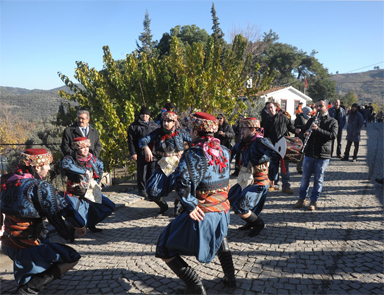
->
<box><xmin>61</xmin><ymin>110</ymin><xmax>102</xmax><ymax>158</ymax></box>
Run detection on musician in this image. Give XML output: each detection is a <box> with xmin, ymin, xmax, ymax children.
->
<box><xmin>262</xmin><ymin>101</ymin><xmax>300</xmax><ymax>194</ymax></box>
<box><xmin>156</xmin><ymin>112</ymin><xmax>235</xmax><ymax>294</ymax></box>
<box><xmin>139</xmin><ymin>111</ymin><xmax>191</xmax><ymax>216</ymax></box>
<box><xmin>295</xmin><ymin>99</ymin><xmax>338</xmax><ymax>211</ymax></box>
<box><xmin>228</xmin><ymin>117</ymin><xmax>281</xmax><ymax>237</ymax></box>
<box><xmin>1</xmin><ymin>148</ymin><xmax>83</xmax><ymax>294</ymax></box>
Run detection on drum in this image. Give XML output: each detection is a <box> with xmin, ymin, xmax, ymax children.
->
<box><xmin>274</xmin><ymin>136</ymin><xmax>303</xmax><ymax>163</ymax></box>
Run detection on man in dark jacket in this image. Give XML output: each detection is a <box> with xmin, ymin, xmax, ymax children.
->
<box><xmin>295</xmin><ymin>99</ymin><xmax>338</xmax><ymax>211</ymax></box>
<box><xmin>328</xmin><ymin>99</ymin><xmax>347</xmax><ymax>158</ymax></box>
<box><xmin>128</xmin><ymin>106</ymin><xmax>159</xmax><ymax>197</ymax></box>
<box><xmin>61</xmin><ymin>110</ymin><xmax>102</xmax><ymax>158</ymax></box>
<box><xmin>262</xmin><ymin>101</ymin><xmax>300</xmax><ymax>194</ymax></box>
<box><xmin>341</xmin><ymin>103</ymin><xmax>364</xmax><ymax>162</ymax></box>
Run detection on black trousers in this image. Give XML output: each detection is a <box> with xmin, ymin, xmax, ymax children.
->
<box><xmin>136</xmin><ymin>155</ymin><xmax>156</xmax><ymax>192</ymax></box>
<box><xmin>331</xmin><ymin>128</ymin><xmax>343</xmax><ymax>157</ymax></box>
<box><xmin>344</xmin><ymin>140</ymin><xmax>359</xmax><ymax>159</ymax></box>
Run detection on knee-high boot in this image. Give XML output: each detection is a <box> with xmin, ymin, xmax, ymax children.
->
<box><xmin>16</xmin><ymin>264</ymin><xmax>61</xmax><ymax>295</ymax></box>
<box><xmin>166</xmin><ymin>256</ymin><xmax>207</xmax><ymax>295</ymax></box>
<box><xmin>154</xmin><ymin>197</ymin><xmax>169</xmax><ymax>216</ymax></box>
<box><xmin>243</xmin><ymin>212</ymin><xmax>265</xmax><ymax>237</ymax></box>
<box><xmin>217</xmin><ymin>238</ymin><xmax>236</xmax><ymax>288</ymax></box>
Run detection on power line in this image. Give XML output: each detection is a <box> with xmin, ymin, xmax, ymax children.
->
<box><xmin>345</xmin><ymin>61</ymin><xmax>384</xmax><ymax>73</ymax></box>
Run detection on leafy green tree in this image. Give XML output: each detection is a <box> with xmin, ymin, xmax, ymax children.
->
<box><xmin>254</xmin><ymin>30</ymin><xmax>330</xmax><ymax>88</ymax></box>
<box><xmin>57</xmin><ymin>34</ymin><xmax>275</xmax><ymax>171</ymax></box>
<box><xmin>136</xmin><ymin>10</ymin><xmax>158</xmax><ymax>59</ymax></box>
<box><xmin>339</xmin><ymin>91</ymin><xmax>358</xmax><ymax>108</ymax></box>
<box><xmin>156</xmin><ymin>25</ymin><xmax>210</xmax><ymax>57</ymax></box>
<box><xmin>307</xmin><ymin>78</ymin><xmax>337</xmax><ymax>101</ymax></box>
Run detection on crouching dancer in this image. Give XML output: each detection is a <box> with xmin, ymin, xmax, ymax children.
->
<box><xmin>0</xmin><ymin>149</ymin><xmax>84</xmax><ymax>295</ymax></box>
<box><xmin>61</xmin><ymin>137</ymin><xmax>115</xmax><ymax>233</ymax></box>
<box><xmin>139</xmin><ymin>111</ymin><xmax>191</xmax><ymax>216</ymax></box>
<box><xmin>156</xmin><ymin>112</ymin><xmax>236</xmax><ymax>294</ymax></box>
<box><xmin>228</xmin><ymin>118</ymin><xmax>281</xmax><ymax>237</ymax></box>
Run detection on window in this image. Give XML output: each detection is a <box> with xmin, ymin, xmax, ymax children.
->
<box><xmin>294</xmin><ymin>100</ymin><xmax>301</xmax><ymax>110</ymax></box>
<box><xmin>281</xmin><ymin>100</ymin><xmax>287</xmax><ymax>111</ymax></box>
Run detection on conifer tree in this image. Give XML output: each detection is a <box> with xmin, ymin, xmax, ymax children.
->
<box><xmin>211</xmin><ymin>3</ymin><xmax>225</xmax><ymax>45</ymax></box>
<box><xmin>136</xmin><ymin>9</ymin><xmax>157</xmax><ymax>59</ymax></box>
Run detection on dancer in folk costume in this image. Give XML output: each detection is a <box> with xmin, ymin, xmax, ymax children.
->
<box><xmin>139</xmin><ymin>111</ymin><xmax>191</xmax><ymax>216</ymax></box>
<box><xmin>156</xmin><ymin>112</ymin><xmax>236</xmax><ymax>294</ymax></box>
<box><xmin>228</xmin><ymin>117</ymin><xmax>282</xmax><ymax>237</ymax></box>
<box><xmin>61</xmin><ymin>137</ymin><xmax>115</xmax><ymax>233</ymax></box>
<box><xmin>1</xmin><ymin>149</ymin><xmax>83</xmax><ymax>295</ymax></box>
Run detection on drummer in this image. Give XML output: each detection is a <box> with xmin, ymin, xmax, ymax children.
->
<box><xmin>261</xmin><ymin>101</ymin><xmax>300</xmax><ymax>194</ymax></box>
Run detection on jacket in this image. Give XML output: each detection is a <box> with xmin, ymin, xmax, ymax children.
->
<box><xmin>328</xmin><ymin>107</ymin><xmax>347</xmax><ymax>129</ymax></box>
<box><xmin>302</xmin><ymin>113</ymin><xmax>338</xmax><ymax>159</ymax></box>
<box><xmin>214</xmin><ymin>123</ymin><xmax>235</xmax><ymax>149</ymax></box>
<box><xmin>346</xmin><ymin>111</ymin><xmax>364</xmax><ymax>142</ymax></box>
<box><xmin>127</xmin><ymin>118</ymin><xmax>159</xmax><ymax>157</ymax></box>
<box><xmin>262</xmin><ymin>113</ymin><xmax>296</xmax><ymax>145</ymax></box>
<box><xmin>61</xmin><ymin>124</ymin><xmax>102</xmax><ymax>158</ymax></box>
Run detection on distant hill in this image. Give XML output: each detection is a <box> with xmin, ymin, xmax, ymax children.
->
<box><xmin>330</xmin><ymin>69</ymin><xmax>384</xmax><ymax>104</ymax></box>
<box><xmin>0</xmin><ymin>85</ymin><xmax>78</xmax><ymax>122</ymax></box>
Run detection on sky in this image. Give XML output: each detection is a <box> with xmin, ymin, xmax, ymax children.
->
<box><xmin>0</xmin><ymin>0</ymin><xmax>383</xmax><ymax>90</ymax></box>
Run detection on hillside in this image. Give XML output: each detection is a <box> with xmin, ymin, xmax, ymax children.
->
<box><xmin>330</xmin><ymin>69</ymin><xmax>384</xmax><ymax>104</ymax></box>
<box><xmin>0</xmin><ymin>85</ymin><xmax>77</xmax><ymax>122</ymax></box>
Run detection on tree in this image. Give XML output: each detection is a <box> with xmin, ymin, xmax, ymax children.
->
<box><xmin>57</xmin><ymin>34</ymin><xmax>275</xmax><ymax>171</ymax></box>
<box><xmin>339</xmin><ymin>91</ymin><xmax>358</xmax><ymax>108</ymax></box>
<box><xmin>0</xmin><ymin>103</ymin><xmax>34</xmax><ymax>155</ymax></box>
<box><xmin>156</xmin><ymin>25</ymin><xmax>210</xmax><ymax>57</ymax></box>
<box><xmin>307</xmin><ymin>78</ymin><xmax>337</xmax><ymax>101</ymax></box>
<box><xmin>211</xmin><ymin>2</ymin><xmax>225</xmax><ymax>45</ymax></box>
<box><xmin>254</xmin><ymin>30</ymin><xmax>330</xmax><ymax>88</ymax></box>
<box><xmin>136</xmin><ymin>10</ymin><xmax>158</xmax><ymax>59</ymax></box>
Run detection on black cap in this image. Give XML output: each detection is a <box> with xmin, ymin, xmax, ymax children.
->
<box><xmin>140</xmin><ymin>106</ymin><xmax>151</xmax><ymax>116</ymax></box>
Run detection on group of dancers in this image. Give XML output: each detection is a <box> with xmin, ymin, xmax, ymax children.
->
<box><xmin>1</xmin><ymin>110</ymin><xmax>284</xmax><ymax>294</ymax></box>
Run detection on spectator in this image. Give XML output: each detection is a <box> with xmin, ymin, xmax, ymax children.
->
<box><xmin>214</xmin><ymin>113</ymin><xmax>235</xmax><ymax>149</ymax></box>
<box><xmin>341</xmin><ymin>103</ymin><xmax>364</xmax><ymax>162</ymax></box>
<box><xmin>61</xmin><ymin>110</ymin><xmax>102</xmax><ymax>158</ymax></box>
<box><xmin>231</xmin><ymin>114</ymin><xmax>244</xmax><ymax>177</ymax></box>
<box><xmin>328</xmin><ymin>99</ymin><xmax>347</xmax><ymax>158</ymax></box>
<box><xmin>295</xmin><ymin>99</ymin><xmax>338</xmax><ymax>211</ymax></box>
<box><xmin>377</xmin><ymin>111</ymin><xmax>383</xmax><ymax>123</ymax></box>
<box><xmin>363</xmin><ymin>105</ymin><xmax>371</xmax><ymax>127</ymax></box>
<box><xmin>127</xmin><ymin>106</ymin><xmax>159</xmax><ymax>197</ymax></box>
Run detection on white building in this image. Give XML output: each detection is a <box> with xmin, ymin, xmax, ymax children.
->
<box><xmin>257</xmin><ymin>86</ymin><xmax>313</xmax><ymax>120</ymax></box>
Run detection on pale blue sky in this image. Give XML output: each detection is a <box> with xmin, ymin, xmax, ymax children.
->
<box><xmin>1</xmin><ymin>0</ymin><xmax>383</xmax><ymax>90</ymax></box>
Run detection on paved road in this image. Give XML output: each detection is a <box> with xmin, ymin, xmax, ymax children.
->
<box><xmin>1</xmin><ymin>123</ymin><xmax>383</xmax><ymax>295</ymax></box>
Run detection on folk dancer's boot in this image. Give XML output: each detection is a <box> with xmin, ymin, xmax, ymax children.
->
<box><xmin>166</xmin><ymin>255</ymin><xmax>207</xmax><ymax>295</ymax></box>
<box><xmin>242</xmin><ymin>212</ymin><xmax>265</xmax><ymax>237</ymax></box>
<box><xmin>16</xmin><ymin>264</ymin><xmax>61</xmax><ymax>295</ymax></box>
<box><xmin>154</xmin><ymin>197</ymin><xmax>169</xmax><ymax>217</ymax></box>
<box><xmin>217</xmin><ymin>238</ymin><xmax>236</xmax><ymax>288</ymax></box>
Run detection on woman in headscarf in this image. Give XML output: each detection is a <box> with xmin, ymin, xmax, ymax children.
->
<box><xmin>214</xmin><ymin>113</ymin><xmax>235</xmax><ymax>149</ymax></box>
